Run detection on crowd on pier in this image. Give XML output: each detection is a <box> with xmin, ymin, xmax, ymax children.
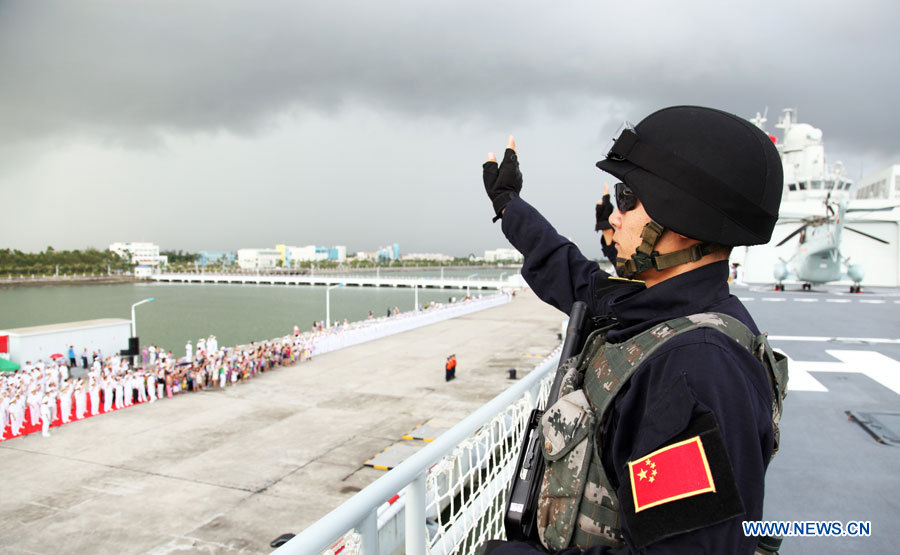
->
<box><xmin>0</xmin><ymin>334</ymin><xmax>314</xmax><ymax>441</ymax></box>
<box><xmin>1</xmin><ymin>295</ymin><xmax>483</xmax><ymax>441</ymax></box>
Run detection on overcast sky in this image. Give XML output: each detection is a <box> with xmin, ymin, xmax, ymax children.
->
<box><xmin>2</xmin><ymin>0</ymin><xmax>898</xmax><ymax>258</ymax></box>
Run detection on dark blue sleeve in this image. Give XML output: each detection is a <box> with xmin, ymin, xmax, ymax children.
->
<box><xmin>500</xmin><ymin>197</ymin><xmax>609</xmax><ymax>316</ymax></box>
<box><xmin>600</xmin><ymin>236</ymin><xmax>618</xmax><ymax>267</ymax></box>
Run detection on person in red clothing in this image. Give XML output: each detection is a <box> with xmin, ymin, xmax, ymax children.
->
<box><xmin>445</xmin><ymin>355</ymin><xmax>456</xmax><ymax>382</ymax></box>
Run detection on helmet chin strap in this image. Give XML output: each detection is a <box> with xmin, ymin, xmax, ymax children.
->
<box><xmin>615</xmin><ymin>220</ymin><xmax>726</xmax><ymax>279</ymax></box>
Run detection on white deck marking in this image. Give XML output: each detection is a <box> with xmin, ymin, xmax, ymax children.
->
<box><xmin>738</xmin><ymin>297</ymin><xmax>755</xmax><ymax>302</ymax></box>
<box><xmin>762</xmin><ymin>297</ymin><xmax>787</xmax><ymax>302</ymax></box>
<box><xmin>769</xmin><ymin>335</ymin><xmax>900</xmax><ymax>344</ymax></box>
<box><xmin>792</xmin><ymin>298</ymin><xmax>819</xmax><ymax>303</ymax></box>
<box><xmin>826</xmin><ymin>299</ymin><xmax>852</xmax><ymax>303</ymax></box>
<box><xmin>778</xmin><ymin>351</ymin><xmax>828</xmax><ymax>392</ymax></box>
<box><xmin>822</xmin><ymin>351</ymin><xmax>900</xmax><ymax>395</ymax></box>
<box><xmin>779</xmin><ymin>350</ymin><xmax>900</xmax><ymax>395</ymax></box>
<box><xmin>859</xmin><ymin>300</ymin><xmax>886</xmax><ymax>304</ymax></box>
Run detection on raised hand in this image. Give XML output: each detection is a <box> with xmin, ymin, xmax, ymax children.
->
<box><xmin>483</xmin><ymin>136</ymin><xmax>522</xmax><ymax>222</ymax></box>
<box><xmin>595</xmin><ymin>183</ymin><xmax>613</xmax><ymax>232</ymax></box>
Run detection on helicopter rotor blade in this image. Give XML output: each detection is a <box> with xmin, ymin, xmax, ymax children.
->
<box><xmin>844</xmin><ymin>226</ymin><xmax>890</xmax><ymax>244</ymax></box>
<box><xmin>776</xmin><ymin>224</ymin><xmax>808</xmax><ymax>247</ymax></box>
<box><xmin>846</xmin><ymin>206</ymin><xmax>896</xmax><ymax>213</ymax></box>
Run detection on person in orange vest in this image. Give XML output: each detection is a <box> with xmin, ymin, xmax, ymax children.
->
<box><xmin>449</xmin><ymin>354</ymin><xmax>457</xmax><ymax>381</ymax></box>
<box><xmin>445</xmin><ymin>355</ymin><xmax>455</xmax><ymax>382</ymax></box>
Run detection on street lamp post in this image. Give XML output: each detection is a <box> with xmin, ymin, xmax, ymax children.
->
<box><xmin>131</xmin><ymin>297</ymin><xmax>155</xmax><ymax>337</ymax></box>
<box><xmin>414</xmin><ymin>281</ymin><xmax>420</xmax><ymax>311</ymax></box>
<box><xmin>326</xmin><ymin>283</ymin><xmax>345</xmax><ymax>328</ymax></box>
<box><xmin>466</xmin><ymin>273</ymin><xmax>478</xmax><ymax>297</ymax></box>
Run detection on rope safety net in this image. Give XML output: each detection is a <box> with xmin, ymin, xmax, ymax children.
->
<box><xmin>322</xmin><ymin>348</ymin><xmax>557</xmax><ymax>555</ymax></box>
<box><xmin>426</xmin><ymin>369</ymin><xmax>554</xmax><ymax>554</ymax></box>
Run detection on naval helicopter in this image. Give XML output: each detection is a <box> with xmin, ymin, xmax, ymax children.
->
<box><xmin>773</xmin><ymin>195</ymin><xmax>889</xmax><ymax>292</ymax></box>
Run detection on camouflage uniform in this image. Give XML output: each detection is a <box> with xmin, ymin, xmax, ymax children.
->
<box><xmin>536</xmin><ymin>313</ymin><xmax>786</xmax><ymax>551</ymax></box>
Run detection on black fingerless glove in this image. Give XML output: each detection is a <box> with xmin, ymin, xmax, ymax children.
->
<box><xmin>483</xmin><ymin>148</ymin><xmax>523</xmax><ymax>222</ymax></box>
<box><xmin>595</xmin><ymin>194</ymin><xmax>613</xmax><ymax>231</ymax></box>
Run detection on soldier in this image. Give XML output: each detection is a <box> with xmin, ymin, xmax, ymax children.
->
<box><xmin>480</xmin><ymin>107</ymin><xmax>786</xmax><ymax>554</ymax></box>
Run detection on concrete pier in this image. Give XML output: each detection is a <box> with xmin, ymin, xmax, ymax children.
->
<box><xmin>0</xmin><ymin>289</ymin><xmax>564</xmax><ymax>554</ymax></box>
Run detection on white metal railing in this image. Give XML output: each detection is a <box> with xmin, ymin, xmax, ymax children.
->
<box><xmin>277</xmin><ymin>347</ymin><xmax>561</xmax><ymax>555</ymax></box>
<box><xmin>150</xmin><ymin>272</ymin><xmax>516</xmax><ymax>291</ymax></box>
<box><xmin>309</xmin><ymin>295</ymin><xmax>511</xmax><ymax>356</ymax></box>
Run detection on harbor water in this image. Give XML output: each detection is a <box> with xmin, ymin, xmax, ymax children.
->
<box><xmin>0</xmin><ymin>280</ymin><xmax>480</xmax><ymax>354</ymax></box>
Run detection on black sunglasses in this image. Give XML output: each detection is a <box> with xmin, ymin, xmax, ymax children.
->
<box><xmin>615</xmin><ymin>182</ymin><xmax>638</xmax><ymax>212</ymax></box>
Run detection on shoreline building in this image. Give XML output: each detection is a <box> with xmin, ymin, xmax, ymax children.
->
<box><xmin>277</xmin><ymin>245</ymin><xmax>347</xmax><ymax>268</ymax></box>
<box><xmin>109</xmin><ymin>242</ymin><xmax>162</xmax><ymax>267</ymax></box>
<box><xmin>484</xmin><ymin>248</ymin><xmax>524</xmax><ymax>263</ymax></box>
<box><xmin>376</xmin><ymin>244</ymin><xmax>400</xmax><ymax>263</ymax></box>
<box><xmin>399</xmin><ymin>253</ymin><xmax>454</xmax><ymax>263</ymax></box>
<box><xmin>237</xmin><ymin>248</ymin><xmax>281</xmax><ymax>270</ymax></box>
<box><xmin>198</xmin><ymin>250</ymin><xmax>236</xmax><ymax>267</ymax></box>
<box><xmin>238</xmin><ymin>245</ymin><xmax>348</xmax><ymax>269</ymax></box>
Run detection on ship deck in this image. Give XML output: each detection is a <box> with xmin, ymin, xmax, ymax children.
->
<box><xmin>1</xmin><ymin>284</ymin><xmax>899</xmax><ymax>553</ymax></box>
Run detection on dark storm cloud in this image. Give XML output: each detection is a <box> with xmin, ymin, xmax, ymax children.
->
<box><xmin>2</xmin><ymin>1</ymin><xmax>897</xmax><ymax>154</ymax></box>
<box><xmin>1</xmin><ymin>0</ymin><xmax>898</xmax><ymax>254</ymax></box>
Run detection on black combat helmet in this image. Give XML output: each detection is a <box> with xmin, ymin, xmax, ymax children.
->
<box><xmin>596</xmin><ymin>106</ymin><xmax>783</xmax><ymax>246</ymax></box>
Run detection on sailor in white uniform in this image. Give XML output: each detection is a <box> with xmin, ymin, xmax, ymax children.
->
<box><xmin>59</xmin><ymin>380</ymin><xmax>73</xmax><ymax>424</ymax></box>
<box><xmin>114</xmin><ymin>374</ymin><xmax>125</xmax><ymax>409</ymax></box>
<box><xmin>89</xmin><ymin>375</ymin><xmax>101</xmax><ymax>415</ymax></box>
<box><xmin>0</xmin><ymin>390</ymin><xmax>9</xmax><ymax>439</ymax></box>
<box><xmin>146</xmin><ymin>371</ymin><xmax>156</xmax><ymax>403</ymax></box>
<box><xmin>74</xmin><ymin>379</ymin><xmax>87</xmax><ymax>420</ymax></box>
<box><xmin>11</xmin><ymin>393</ymin><xmax>26</xmax><ymax>436</ymax></box>
<box><xmin>46</xmin><ymin>382</ymin><xmax>58</xmax><ymax>423</ymax></box>
<box><xmin>103</xmin><ymin>372</ymin><xmax>114</xmax><ymax>412</ymax></box>
<box><xmin>40</xmin><ymin>392</ymin><xmax>53</xmax><ymax>437</ymax></box>
<box><xmin>27</xmin><ymin>386</ymin><xmax>41</xmax><ymax>426</ymax></box>
<box><xmin>135</xmin><ymin>370</ymin><xmax>146</xmax><ymax>403</ymax></box>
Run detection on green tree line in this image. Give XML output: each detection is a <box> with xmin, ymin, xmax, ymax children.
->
<box><xmin>0</xmin><ymin>247</ymin><xmax>133</xmax><ymax>275</ymax></box>
<box><xmin>160</xmin><ymin>249</ymin><xmax>201</xmax><ymax>264</ymax></box>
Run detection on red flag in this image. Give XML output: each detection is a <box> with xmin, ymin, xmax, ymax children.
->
<box><xmin>0</xmin><ymin>335</ymin><xmax>7</xmax><ymax>354</ymax></box>
<box><xmin>628</xmin><ymin>436</ymin><xmax>715</xmax><ymax>512</ymax></box>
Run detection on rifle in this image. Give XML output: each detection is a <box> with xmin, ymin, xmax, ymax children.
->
<box><xmin>504</xmin><ymin>301</ymin><xmax>593</xmax><ymax>542</ymax></box>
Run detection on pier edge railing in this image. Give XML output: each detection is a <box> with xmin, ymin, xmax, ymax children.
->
<box><xmin>275</xmin><ymin>347</ymin><xmax>562</xmax><ymax>555</ymax></box>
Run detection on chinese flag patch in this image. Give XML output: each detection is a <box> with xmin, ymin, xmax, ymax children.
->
<box><xmin>628</xmin><ymin>436</ymin><xmax>715</xmax><ymax>512</ymax></box>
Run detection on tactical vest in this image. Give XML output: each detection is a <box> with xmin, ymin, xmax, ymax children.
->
<box><xmin>536</xmin><ymin>313</ymin><xmax>788</xmax><ymax>551</ymax></box>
